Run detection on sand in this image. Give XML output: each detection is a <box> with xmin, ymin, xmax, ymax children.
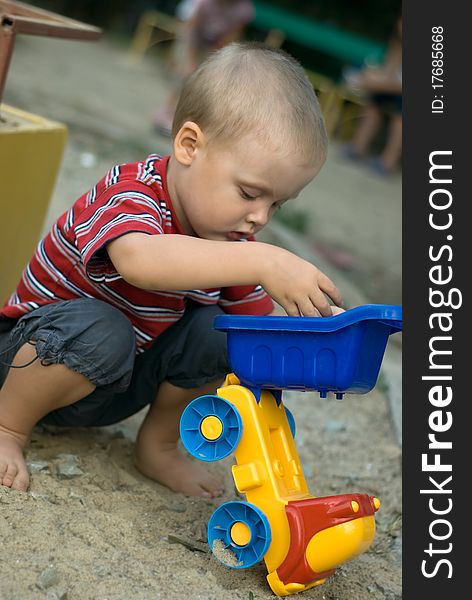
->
<box><xmin>0</xmin><ymin>386</ymin><xmax>401</xmax><ymax>600</ymax></box>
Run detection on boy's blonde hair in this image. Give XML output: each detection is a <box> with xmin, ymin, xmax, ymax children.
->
<box><xmin>172</xmin><ymin>42</ymin><xmax>328</xmax><ymax>166</ymax></box>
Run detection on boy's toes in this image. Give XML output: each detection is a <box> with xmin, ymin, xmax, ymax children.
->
<box><xmin>200</xmin><ymin>475</ymin><xmax>225</xmax><ymax>498</ymax></box>
<box><xmin>197</xmin><ymin>487</ymin><xmax>223</xmax><ymax>499</ymax></box>
<box><xmin>1</xmin><ymin>463</ymin><xmax>18</xmax><ymax>487</ymax></box>
<box><xmin>11</xmin><ymin>470</ymin><xmax>29</xmax><ymax>492</ymax></box>
<box><xmin>0</xmin><ymin>463</ymin><xmax>29</xmax><ymax>491</ymax></box>
<box><xmin>208</xmin><ymin>485</ymin><xmax>225</xmax><ymax>498</ymax></box>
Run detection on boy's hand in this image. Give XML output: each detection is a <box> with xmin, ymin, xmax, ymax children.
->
<box><xmin>270</xmin><ymin>304</ymin><xmax>344</xmax><ymax>317</ymax></box>
<box><xmin>260</xmin><ymin>246</ymin><xmax>343</xmax><ymax>317</ymax></box>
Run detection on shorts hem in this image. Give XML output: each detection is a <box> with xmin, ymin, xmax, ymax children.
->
<box><xmin>167</xmin><ymin>372</ymin><xmax>228</xmax><ymax>389</ymax></box>
<box><xmin>35</xmin><ymin>334</ymin><xmax>129</xmax><ymax>390</ymax></box>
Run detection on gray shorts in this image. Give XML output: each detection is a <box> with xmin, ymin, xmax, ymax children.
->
<box><xmin>0</xmin><ymin>298</ymin><xmax>229</xmax><ymax>427</ymax></box>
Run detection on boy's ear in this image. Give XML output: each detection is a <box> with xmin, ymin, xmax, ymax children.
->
<box><xmin>173</xmin><ymin>121</ymin><xmax>205</xmax><ymax>165</ymax></box>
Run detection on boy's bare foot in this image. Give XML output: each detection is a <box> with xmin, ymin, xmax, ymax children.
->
<box><xmin>0</xmin><ymin>425</ymin><xmax>29</xmax><ymax>491</ymax></box>
<box><xmin>134</xmin><ymin>432</ymin><xmax>224</xmax><ymax>498</ymax></box>
<box><xmin>133</xmin><ymin>379</ymin><xmax>227</xmax><ymax>498</ymax></box>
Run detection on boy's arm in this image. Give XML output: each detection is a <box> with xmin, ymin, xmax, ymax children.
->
<box><xmin>108</xmin><ymin>233</ymin><xmax>264</xmax><ymax>289</ymax></box>
<box><xmin>107</xmin><ymin>232</ymin><xmax>343</xmax><ymax>317</ymax></box>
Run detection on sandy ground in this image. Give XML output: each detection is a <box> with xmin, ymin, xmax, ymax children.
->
<box><xmin>1</xmin><ymin>33</ymin><xmax>402</xmax><ymax>600</ymax></box>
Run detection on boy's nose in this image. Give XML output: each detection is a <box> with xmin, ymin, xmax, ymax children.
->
<box><xmin>246</xmin><ymin>207</ymin><xmax>270</xmax><ymax>228</ymax></box>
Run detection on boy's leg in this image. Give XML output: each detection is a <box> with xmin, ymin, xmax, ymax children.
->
<box><xmin>1</xmin><ymin>299</ymin><xmax>231</xmax><ymax>497</ymax></box>
<box><xmin>0</xmin><ymin>299</ymin><xmax>136</xmax><ymax>491</ymax></box>
<box><xmin>128</xmin><ymin>301</ymin><xmax>230</xmax><ymax>497</ymax></box>
<box><xmin>0</xmin><ymin>342</ymin><xmax>95</xmax><ymax>490</ymax></box>
<box><xmin>134</xmin><ymin>378</ymin><xmax>225</xmax><ymax>498</ymax></box>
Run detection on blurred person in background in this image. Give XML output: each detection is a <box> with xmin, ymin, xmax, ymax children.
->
<box><xmin>342</xmin><ymin>17</ymin><xmax>402</xmax><ymax>175</ymax></box>
<box><xmin>153</xmin><ymin>0</ymin><xmax>255</xmax><ymax>136</ymax></box>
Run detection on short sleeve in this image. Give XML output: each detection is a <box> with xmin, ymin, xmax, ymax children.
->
<box><xmin>219</xmin><ymin>284</ymin><xmax>274</xmax><ymax>315</ymax></box>
<box><xmin>74</xmin><ymin>181</ymin><xmax>164</xmax><ymax>276</ymax></box>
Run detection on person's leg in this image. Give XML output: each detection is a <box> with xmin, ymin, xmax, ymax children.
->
<box><xmin>379</xmin><ymin>113</ymin><xmax>402</xmax><ymax>172</ymax></box>
<box><xmin>350</xmin><ymin>102</ymin><xmax>383</xmax><ymax>156</ymax></box>
<box><xmin>153</xmin><ymin>37</ymin><xmax>207</xmax><ymax>136</ymax></box>
<box><xmin>130</xmin><ymin>302</ymin><xmax>230</xmax><ymax>497</ymax></box>
<box><xmin>0</xmin><ymin>299</ymin><xmax>136</xmax><ymax>491</ymax></box>
<box><xmin>152</xmin><ymin>32</ymin><xmax>187</xmax><ymax>136</ymax></box>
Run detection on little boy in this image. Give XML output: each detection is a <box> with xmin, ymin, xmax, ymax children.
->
<box><xmin>0</xmin><ymin>43</ymin><xmax>342</xmax><ymax>495</ymax></box>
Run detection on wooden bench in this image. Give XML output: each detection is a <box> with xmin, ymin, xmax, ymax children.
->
<box><xmin>128</xmin><ymin>10</ymin><xmax>179</xmax><ymax>65</ymax></box>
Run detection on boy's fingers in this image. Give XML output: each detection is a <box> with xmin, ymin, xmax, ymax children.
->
<box><xmin>322</xmin><ymin>284</ymin><xmax>343</xmax><ymax>308</ymax></box>
<box><xmin>317</xmin><ymin>303</ymin><xmax>333</xmax><ymax>317</ymax></box>
<box><xmin>318</xmin><ymin>273</ymin><xmax>344</xmax><ymax>307</ymax></box>
<box><xmin>296</xmin><ymin>298</ymin><xmax>321</xmax><ymax>317</ymax></box>
<box><xmin>309</xmin><ymin>291</ymin><xmax>332</xmax><ymax>317</ymax></box>
<box><xmin>283</xmin><ymin>301</ymin><xmax>301</xmax><ymax>317</ymax></box>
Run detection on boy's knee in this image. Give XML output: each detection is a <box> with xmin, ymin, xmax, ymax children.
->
<box><xmin>13</xmin><ymin>299</ymin><xmax>136</xmax><ymax>388</ymax></box>
<box><xmin>166</xmin><ymin>305</ymin><xmax>230</xmax><ymax>388</ymax></box>
<box><xmin>184</xmin><ymin>304</ymin><xmax>228</xmax><ymax>360</ymax></box>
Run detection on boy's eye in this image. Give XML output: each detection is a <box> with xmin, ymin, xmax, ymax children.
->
<box><xmin>239</xmin><ymin>188</ymin><xmax>257</xmax><ymax>200</ymax></box>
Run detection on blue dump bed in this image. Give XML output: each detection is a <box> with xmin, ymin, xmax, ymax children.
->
<box><xmin>214</xmin><ymin>304</ymin><xmax>402</xmax><ymax>396</ymax></box>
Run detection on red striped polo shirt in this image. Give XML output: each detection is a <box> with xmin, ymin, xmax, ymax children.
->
<box><xmin>1</xmin><ymin>154</ymin><xmax>273</xmax><ymax>351</ymax></box>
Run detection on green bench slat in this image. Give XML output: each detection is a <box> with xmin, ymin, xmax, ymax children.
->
<box><xmin>253</xmin><ymin>1</ymin><xmax>385</xmax><ymax>65</ymax></box>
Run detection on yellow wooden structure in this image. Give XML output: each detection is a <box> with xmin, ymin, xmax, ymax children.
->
<box><xmin>0</xmin><ymin>104</ymin><xmax>67</xmax><ymax>303</ymax></box>
<box><xmin>0</xmin><ymin>2</ymin><xmax>101</xmax><ymax>304</ymax></box>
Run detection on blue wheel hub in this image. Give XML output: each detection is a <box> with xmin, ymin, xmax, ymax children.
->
<box><xmin>180</xmin><ymin>395</ymin><xmax>242</xmax><ymax>461</ymax></box>
<box><xmin>208</xmin><ymin>501</ymin><xmax>271</xmax><ymax>568</ymax></box>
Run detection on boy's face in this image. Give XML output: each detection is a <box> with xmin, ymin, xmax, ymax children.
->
<box><xmin>171</xmin><ymin>127</ymin><xmax>321</xmax><ymax>241</ymax></box>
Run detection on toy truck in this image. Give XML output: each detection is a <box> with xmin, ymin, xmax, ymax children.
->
<box><xmin>180</xmin><ymin>304</ymin><xmax>402</xmax><ymax>596</ymax></box>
